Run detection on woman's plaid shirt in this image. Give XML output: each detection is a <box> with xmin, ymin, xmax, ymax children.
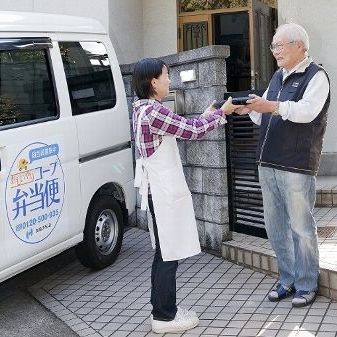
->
<box><xmin>133</xmin><ymin>99</ymin><xmax>226</xmax><ymax>158</ymax></box>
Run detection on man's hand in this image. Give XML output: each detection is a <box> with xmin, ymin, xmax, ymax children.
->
<box><xmin>235</xmin><ymin>106</ymin><xmax>251</xmax><ymax>115</ymax></box>
<box><xmin>246</xmin><ymin>94</ymin><xmax>276</xmax><ymax>113</ymax></box>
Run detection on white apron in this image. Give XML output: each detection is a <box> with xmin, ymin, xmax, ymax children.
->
<box><xmin>134</xmin><ymin>105</ymin><xmax>201</xmax><ymax>261</ymax></box>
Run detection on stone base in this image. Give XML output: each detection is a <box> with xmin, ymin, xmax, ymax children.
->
<box><xmin>222</xmin><ymin>232</ymin><xmax>337</xmax><ymax>301</ymax></box>
<box><xmin>318</xmin><ymin>153</ymin><xmax>337</xmax><ymax>175</ymax></box>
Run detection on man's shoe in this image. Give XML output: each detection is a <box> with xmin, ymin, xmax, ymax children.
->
<box><xmin>151</xmin><ymin>307</ymin><xmax>199</xmax><ymax>334</ymax></box>
<box><xmin>268</xmin><ymin>283</ymin><xmax>295</xmax><ymax>302</ymax></box>
<box><xmin>292</xmin><ymin>290</ymin><xmax>317</xmax><ymax>307</ymax></box>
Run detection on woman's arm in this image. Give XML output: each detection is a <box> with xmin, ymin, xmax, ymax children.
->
<box><xmin>146</xmin><ymin>104</ymin><xmax>225</xmax><ymax>140</ymax></box>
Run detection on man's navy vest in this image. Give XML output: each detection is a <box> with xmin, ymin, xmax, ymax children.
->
<box><xmin>257</xmin><ymin>62</ymin><xmax>330</xmax><ymax>175</ymax></box>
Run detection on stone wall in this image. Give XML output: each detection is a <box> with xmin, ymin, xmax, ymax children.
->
<box><xmin>121</xmin><ymin>45</ymin><xmax>232</xmax><ymax>253</ymax></box>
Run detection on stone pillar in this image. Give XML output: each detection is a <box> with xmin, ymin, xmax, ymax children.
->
<box><xmin>121</xmin><ymin>45</ymin><xmax>232</xmax><ymax>253</ymax></box>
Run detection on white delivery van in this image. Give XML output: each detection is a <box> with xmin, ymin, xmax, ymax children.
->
<box><xmin>0</xmin><ymin>11</ymin><xmax>136</xmax><ymax>282</ymax></box>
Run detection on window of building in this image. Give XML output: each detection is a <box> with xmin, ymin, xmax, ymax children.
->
<box><xmin>59</xmin><ymin>41</ymin><xmax>116</xmax><ymax>116</ymax></box>
<box><xmin>0</xmin><ymin>46</ymin><xmax>57</xmax><ymax>128</ymax></box>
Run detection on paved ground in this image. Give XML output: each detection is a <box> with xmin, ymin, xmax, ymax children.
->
<box><xmin>28</xmin><ymin>228</ymin><xmax>337</xmax><ymax>337</ymax></box>
<box><xmin>0</xmin><ymin>249</ymin><xmax>78</xmax><ymax>337</ymax></box>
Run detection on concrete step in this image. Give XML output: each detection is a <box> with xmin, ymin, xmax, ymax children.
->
<box><xmin>316</xmin><ymin>176</ymin><xmax>337</xmax><ymax>207</ymax></box>
<box><xmin>222</xmin><ymin>209</ymin><xmax>337</xmax><ymax>301</ymax></box>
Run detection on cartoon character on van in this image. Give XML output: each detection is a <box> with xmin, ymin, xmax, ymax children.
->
<box><xmin>18</xmin><ymin>158</ymin><xmax>28</xmax><ymax>171</ymax></box>
<box><xmin>5</xmin><ymin>142</ymin><xmax>65</xmax><ymax>244</ymax></box>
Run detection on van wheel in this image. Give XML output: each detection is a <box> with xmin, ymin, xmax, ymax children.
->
<box><xmin>76</xmin><ymin>195</ymin><xmax>123</xmax><ymax>269</ymax></box>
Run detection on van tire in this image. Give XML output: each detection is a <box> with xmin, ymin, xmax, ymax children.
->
<box><xmin>76</xmin><ymin>195</ymin><xmax>123</xmax><ymax>269</ymax></box>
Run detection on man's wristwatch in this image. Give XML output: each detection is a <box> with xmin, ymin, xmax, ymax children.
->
<box><xmin>272</xmin><ymin>102</ymin><xmax>280</xmax><ymax>116</ymax></box>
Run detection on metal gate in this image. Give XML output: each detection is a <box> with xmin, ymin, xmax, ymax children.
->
<box><xmin>225</xmin><ymin>92</ymin><xmax>267</xmax><ymax>238</ymax></box>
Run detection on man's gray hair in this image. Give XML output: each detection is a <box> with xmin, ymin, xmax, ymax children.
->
<box><xmin>274</xmin><ymin>23</ymin><xmax>310</xmax><ymax>52</ymax></box>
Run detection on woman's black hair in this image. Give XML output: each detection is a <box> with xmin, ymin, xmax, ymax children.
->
<box><xmin>132</xmin><ymin>58</ymin><xmax>169</xmax><ymax>99</ymax></box>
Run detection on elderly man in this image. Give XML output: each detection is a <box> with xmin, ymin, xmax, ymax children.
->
<box><xmin>238</xmin><ymin>23</ymin><xmax>330</xmax><ymax>307</ymax></box>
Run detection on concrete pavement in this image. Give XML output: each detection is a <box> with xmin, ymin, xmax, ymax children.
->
<box><xmin>28</xmin><ymin>228</ymin><xmax>337</xmax><ymax>337</ymax></box>
<box><xmin>0</xmin><ymin>249</ymin><xmax>78</xmax><ymax>337</ymax></box>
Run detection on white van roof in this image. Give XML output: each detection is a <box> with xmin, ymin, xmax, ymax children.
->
<box><xmin>0</xmin><ymin>11</ymin><xmax>106</xmax><ymax>34</ymax></box>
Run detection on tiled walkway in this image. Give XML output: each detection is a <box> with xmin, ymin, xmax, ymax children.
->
<box><xmin>30</xmin><ymin>228</ymin><xmax>337</xmax><ymax>337</ymax></box>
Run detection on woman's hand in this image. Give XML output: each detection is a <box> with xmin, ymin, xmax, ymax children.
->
<box><xmin>220</xmin><ymin>97</ymin><xmax>241</xmax><ymax>115</ymax></box>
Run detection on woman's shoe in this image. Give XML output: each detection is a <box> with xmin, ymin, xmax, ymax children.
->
<box><xmin>151</xmin><ymin>307</ymin><xmax>199</xmax><ymax>334</ymax></box>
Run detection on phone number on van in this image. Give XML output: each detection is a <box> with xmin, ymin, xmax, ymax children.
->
<box><xmin>15</xmin><ymin>209</ymin><xmax>59</xmax><ymax>232</ymax></box>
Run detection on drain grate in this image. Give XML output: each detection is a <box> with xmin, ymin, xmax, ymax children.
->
<box><xmin>317</xmin><ymin>226</ymin><xmax>337</xmax><ymax>238</ymax></box>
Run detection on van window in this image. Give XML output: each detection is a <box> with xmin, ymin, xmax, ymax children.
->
<box><xmin>0</xmin><ymin>49</ymin><xmax>57</xmax><ymax>128</ymax></box>
<box><xmin>59</xmin><ymin>41</ymin><xmax>117</xmax><ymax>115</ymax></box>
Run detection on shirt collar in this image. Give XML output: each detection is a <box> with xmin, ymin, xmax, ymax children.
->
<box><xmin>282</xmin><ymin>57</ymin><xmax>312</xmax><ymax>80</ymax></box>
<box><xmin>133</xmin><ymin>98</ymin><xmax>155</xmax><ymax>108</ymax></box>
<box><xmin>133</xmin><ymin>98</ymin><xmax>162</xmax><ymax>111</ymax></box>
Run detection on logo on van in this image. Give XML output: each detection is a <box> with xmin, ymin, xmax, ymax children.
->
<box><xmin>18</xmin><ymin>158</ymin><xmax>29</xmax><ymax>171</ymax></box>
<box><xmin>5</xmin><ymin>142</ymin><xmax>65</xmax><ymax>244</ymax></box>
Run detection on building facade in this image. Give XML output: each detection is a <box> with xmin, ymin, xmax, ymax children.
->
<box><xmin>0</xmin><ymin>0</ymin><xmax>335</xmax><ymax>169</ymax></box>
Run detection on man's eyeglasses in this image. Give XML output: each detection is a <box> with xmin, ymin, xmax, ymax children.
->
<box><xmin>269</xmin><ymin>41</ymin><xmax>296</xmax><ymax>52</ymax></box>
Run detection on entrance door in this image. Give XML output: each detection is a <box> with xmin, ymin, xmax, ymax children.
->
<box><xmin>177</xmin><ymin>0</ymin><xmax>277</xmax><ymax>92</ymax></box>
<box><xmin>251</xmin><ymin>0</ymin><xmax>276</xmax><ymax>89</ymax></box>
<box><xmin>213</xmin><ymin>11</ymin><xmax>251</xmax><ymax>92</ymax></box>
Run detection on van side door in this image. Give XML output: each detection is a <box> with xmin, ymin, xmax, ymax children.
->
<box><xmin>0</xmin><ymin>38</ymin><xmax>81</xmax><ymax>280</ymax></box>
<box><xmin>58</xmin><ymin>39</ymin><xmax>134</xmax><ymax>226</ymax></box>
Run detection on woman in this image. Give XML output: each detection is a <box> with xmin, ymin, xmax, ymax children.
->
<box><xmin>132</xmin><ymin>58</ymin><xmax>235</xmax><ymax>334</ymax></box>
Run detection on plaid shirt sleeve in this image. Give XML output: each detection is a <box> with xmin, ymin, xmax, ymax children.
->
<box><xmin>146</xmin><ymin>104</ymin><xmax>226</xmax><ymax>140</ymax></box>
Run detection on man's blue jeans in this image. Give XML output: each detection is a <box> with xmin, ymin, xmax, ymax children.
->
<box><xmin>258</xmin><ymin>166</ymin><xmax>319</xmax><ymax>291</ymax></box>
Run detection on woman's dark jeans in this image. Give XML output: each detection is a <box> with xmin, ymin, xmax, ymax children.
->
<box><xmin>148</xmin><ymin>195</ymin><xmax>178</xmax><ymax>321</ymax></box>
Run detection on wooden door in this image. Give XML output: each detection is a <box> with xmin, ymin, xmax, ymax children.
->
<box><xmin>250</xmin><ymin>0</ymin><xmax>276</xmax><ymax>90</ymax></box>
